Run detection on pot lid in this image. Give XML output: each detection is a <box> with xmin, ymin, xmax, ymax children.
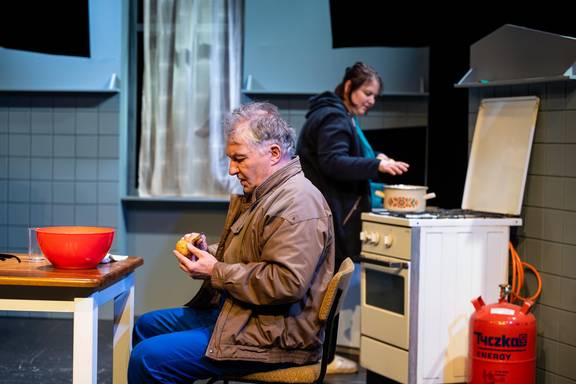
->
<box><xmin>386</xmin><ymin>184</ymin><xmax>427</xmax><ymax>191</ymax></box>
<box><xmin>462</xmin><ymin>96</ymin><xmax>539</xmax><ymax>215</ymax></box>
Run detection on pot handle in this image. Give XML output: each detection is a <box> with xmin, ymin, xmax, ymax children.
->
<box><xmin>424</xmin><ymin>192</ymin><xmax>436</xmax><ymax>200</ymax></box>
<box><xmin>374</xmin><ymin>190</ymin><xmax>386</xmax><ymax>199</ymax></box>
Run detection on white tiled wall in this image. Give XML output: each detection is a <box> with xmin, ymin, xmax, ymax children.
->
<box><xmin>469</xmin><ymin>82</ymin><xmax>576</xmax><ymax>384</ymax></box>
<box><xmin>0</xmin><ymin>93</ymin><xmax>120</xmax><ymax>253</ymax></box>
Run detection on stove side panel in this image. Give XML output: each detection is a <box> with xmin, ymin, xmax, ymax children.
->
<box><xmin>415</xmin><ymin>224</ymin><xmax>510</xmax><ymax>383</ymax></box>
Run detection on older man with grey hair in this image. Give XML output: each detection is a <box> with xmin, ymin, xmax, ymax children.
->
<box><xmin>128</xmin><ymin>102</ymin><xmax>335</xmax><ymax>383</ymax></box>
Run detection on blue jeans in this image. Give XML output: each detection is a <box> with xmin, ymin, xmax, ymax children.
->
<box><xmin>128</xmin><ymin>307</ymin><xmax>294</xmax><ymax>383</ymax></box>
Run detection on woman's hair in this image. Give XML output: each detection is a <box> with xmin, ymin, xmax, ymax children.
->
<box><xmin>224</xmin><ymin>102</ymin><xmax>296</xmax><ymax>158</ymax></box>
<box><xmin>334</xmin><ymin>62</ymin><xmax>383</xmax><ymax>102</ymax></box>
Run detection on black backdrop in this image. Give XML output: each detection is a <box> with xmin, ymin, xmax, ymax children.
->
<box><xmin>329</xmin><ymin>2</ymin><xmax>574</xmax><ymax>208</ymax></box>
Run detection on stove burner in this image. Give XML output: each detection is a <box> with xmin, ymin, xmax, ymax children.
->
<box><xmin>372</xmin><ymin>208</ymin><xmax>518</xmax><ymax>219</ymax></box>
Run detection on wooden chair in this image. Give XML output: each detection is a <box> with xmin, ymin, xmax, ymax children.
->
<box><xmin>207</xmin><ymin>257</ymin><xmax>355</xmax><ymax>384</ymax></box>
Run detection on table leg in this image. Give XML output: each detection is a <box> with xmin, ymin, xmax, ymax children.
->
<box><xmin>113</xmin><ymin>284</ymin><xmax>134</xmax><ymax>384</ymax></box>
<box><xmin>73</xmin><ymin>296</ymin><xmax>98</xmax><ymax>384</ymax></box>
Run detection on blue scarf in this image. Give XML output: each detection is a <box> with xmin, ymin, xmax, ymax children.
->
<box><xmin>353</xmin><ymin>116</ymin><xmax>383</xmax><ymax>208</ymax></box>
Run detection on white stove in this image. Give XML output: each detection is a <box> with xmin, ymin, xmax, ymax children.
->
<box><xmin>359</xmin><ymin>96</ymin><xmax>539</xmax><ymax>384</ymax></box>
<box><xmin>360</xmin><ymin>209</ymin><xmax>520</xmax><ymax>383</ymax></box>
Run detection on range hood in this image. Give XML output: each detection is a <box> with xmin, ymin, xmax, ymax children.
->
<box><xmin>456</xmin><ymin>24</ymin><xmax>576</xmax><ymax>87</ymax></box>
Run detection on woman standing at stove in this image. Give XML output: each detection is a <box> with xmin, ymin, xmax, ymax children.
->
<box><xmin>296</xmin><ymin>62</ymin><xmax>409</xmax><ymax>374</ymax></box>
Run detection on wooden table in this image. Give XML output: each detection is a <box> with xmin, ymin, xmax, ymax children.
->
<box><xmin>0</xmin><ymin>254</ymin><xmax>144</xmax><ymax>384</ymax></box>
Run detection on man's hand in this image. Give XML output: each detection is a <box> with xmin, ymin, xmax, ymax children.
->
<box><xmin>173</xmin><ymin>243</ymin><xmax>217</xmax><ymax>279</ymax></box>
<box><xmin>378</xmin><ymin>158</ymin><xmax>410</xmax><ymax>175</ymax></box>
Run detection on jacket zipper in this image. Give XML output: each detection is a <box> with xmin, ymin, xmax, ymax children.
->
<box><xmin>342</xmin><ymin>196</ymin><xmax>361</xmax><ymax>226</ymax></box>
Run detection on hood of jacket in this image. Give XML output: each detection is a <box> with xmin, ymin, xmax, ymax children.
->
<box><xmin>306</xmin><ymin>91</ymin><xmax>348</xmax><ymax>120</ymax></box>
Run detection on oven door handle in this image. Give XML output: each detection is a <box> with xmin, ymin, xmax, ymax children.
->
<box><xmin>360</xmin><ymin>256</ymin><xmax>408</xmax><ymax>269</ymax></box>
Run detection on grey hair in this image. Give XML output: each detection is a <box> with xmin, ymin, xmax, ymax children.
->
<box><xmin>224</xmin><ymin>102</ymin><xmax>296</xmax><ymax>158</ymax></box>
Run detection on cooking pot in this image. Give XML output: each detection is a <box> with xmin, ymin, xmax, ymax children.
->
<box><xmin>374</xmin><ymin>184</ymin><xmax>436</xmax><ymax>213</ymax></box>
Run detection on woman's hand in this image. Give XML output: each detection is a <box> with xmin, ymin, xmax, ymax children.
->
<box><xmin>173</xmin><ymin>243</ymin><xmax>217</xmax><ymax>279</ymax></box>
<box><xmin>378</xmin><ymin>158</ymin><xmax>410</xmax><ymax>175</ymax></box>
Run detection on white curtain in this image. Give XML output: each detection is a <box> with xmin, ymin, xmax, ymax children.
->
<box><xmin>138</xmin><ymin>0</ymin><xmax>242</xmax><ymax>197</ymax></box>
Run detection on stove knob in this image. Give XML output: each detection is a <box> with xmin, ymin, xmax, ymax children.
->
<box><xmin>383</xmin><ymin>234</ymin><xmax>393</xmax><ymax>248</ymax></box>
<box><xmin>367</xmin><ymin>232</ymin><xmax>380</xmax><ymax>245</ymax></box>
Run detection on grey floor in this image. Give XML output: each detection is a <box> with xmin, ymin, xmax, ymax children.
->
<box><xmin>0</xmin><ymin>316</ymin><xmax>366</xmax><ymax>383</ymax></box>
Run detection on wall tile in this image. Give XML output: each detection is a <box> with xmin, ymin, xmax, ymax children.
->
<box><xmin>30</xmin><ymin>158</ymin><xmax>53</xmax><ymax>180</ymax></box>
<box><xmin>98</xmin><ymin>181</ymin><xmax>118</xmax><ymax>204</ymax></box>
<box><xmin>536</xmin><ymin>305</ymin><xmax>560</xmax><ymax>340</ymax></box>
<box><xmin>31</xmin><ymin>135</ymin><xmax>53</xmax><ymax>157</ymax></box>
<box><xmin>30</xmin><ymin>111</ymin><xmax>53</xmax><ymax>134</ymax></box>
<box><xmin>30</xmin><ymin>181</ymin><xmax>52</xmax><ymax>203</ymax></box>
<box><xmin>525</xmin><ymin>175</ymin><xmax>564</xmax><ymax>209</ymax></box>
<box><xmin>535</xmin><ymin>111</ymin><xmax>566</xmax><ymax>143</ymax></box>
<box><xmin>0</xmin><ymin>111</ymin><xmax>8</xmax><ymax>133</ymax></box>
<box><xmin>561</xmin><ymin>277</ymin><xmax>576</xmax><ymax>312</ymax></box>
<box><xmin>8</xmin><ymin>110</ymin><xmax>30</xmax><ymax>133</ymax></box>
<box><xmin>52</xmin><ymin>204</ymin><xmax>74</xmax><ymax>225</ymax></box>
<box><xmin>567</xmin><ymin>81</ymin><xmax>576</xmax><ymax>110</ymax></box>
<box><xmin>0</xmin><ymin>203</ymin><xmax>6</xmax><ymax>225</ymax></box>
<box><xmin>558</xmin><ymin>308</ymin><xmax>576</xmax><ymax>347</ymax></box>
<box><xmin>8</xmin><ymin>204</ymin><xmax>30</xmax><ymax>226</ymax></box>
<box><xmin>98</xmin><ymin>112</ymin><xmax>119</xmax><ymax>134</ymax></box>
<box><xmin>98</xmin><ymin>204</ymin><xmax>118</xmax><ymax>227</ymax></box>
<box><xmin>556</xmin><ymin>342</ymin><xmax>576</xmax><ymax>380</ymax></box>
<box><xmin>29</xmin><ymin>203</ymin><xmax>52</xmax><ymax>226</ymax></box>
<box><xmin>545</xmin><ymin>82</ymin><xmax>567</xmax><ymax>111</ymax></box>
<box><xmin>0</xmin><ymin>180</ymin><xmax>7</xmax><ymax>201</ymax></box>
<box><xmin>537</xmin><ymin>337</ymin><xmax>558</xmax><ymax>375</ymax></box>
<box><xmin>53</xmin><ymin>135</ymin><xmax>75</xmax><ymax>157</ymax></box>
<box><xmin>98</xmin><ymin>159</ymin><xmax>118</xmax><ymax>181</ymax></box>
<box><xmin>565</xmin><ymin>145</ymin><xmax>576</xmax><ymax>177</ymax></box>
<box><xmin>76</xmin><ymin>112</ymin><xmax>98</xmax><ymax>135</ymax></box>
<box><xmin>541</xmin><ymin>240</ymin><xmax>564</xmax><ymax>275</ymax></box>
<box><xmin>0</xmin><ymin>225</ymin><xmax>6</xmax><ymax>248</ymax></box>
<box><xmin>75</xmin><ymin>204</ymin><xmax>98</xmax><ymax>226</ymax></box>
<box><xmin>53</xmin><ymin>158</ymin><xmax>75</xmax><ymax>180</ymax></box>
<box><xmin>8</xmin><ymin>225</ymin><xmax>28</xmax><ymax>249</ymax></box>
<box><xmin>562</xmin><ymin>244</ymin><xmax>576</xmax><ymax>279</ymax></box>
<box><xmin>0</xmin><ymin>157</ymin><xmax>8</xmax><ymax>179</ymax></box>
<box><xmin>98</xmin><ymin>135</ymin><xmax>119</xmax><ymax>158</ymax></box>
<box><xmin>0</xmin><ymin>134</ymin><xmax>7</xmax><ymax>155</ymax></box>
<box><xmin>8</xmin><ymin>181</ymin><xmax>30</xmax><ymax>203</ymax></box>
<box><xmin>75</xmin><ymin>181</ymin><xmax>98</xmax><ymax>204</ymax></box>
<box><xmin>567</xmin><ymin>111</ymin><xmax>576</xmax><ymax>143</ymax></box>
<box><xmin>76</xmin><ymin>159</ymin><xmax>98</xmax><ymax>181</ymax></box>
<box><xmin>8</xmin><ymin>135</ymin><xmax>30</xmax><ymax>157</ymax></box>
<box><xmin>76</xmin><ymin>135</ymin><xmax>98</xmax><ymax>158</ymax></box>
<box><xmin>53</xmin><ymin>111</ymin><xmax>76</xmax><ymax>134</ymax></box>
<box><xmin>52</xmin><ymin>181</ymin><xmax>75</xmax><ymax>203</ymax></box>
<box><xmin>565</xmin><ymin>211</ymin><xmax>576</xmax><ymax>245</ymax></box>
<box><xmin>539</xmin><ymin>273</ymin><xmax>563</xmax><ymax>310</ymax></box>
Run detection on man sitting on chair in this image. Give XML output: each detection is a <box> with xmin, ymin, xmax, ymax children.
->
<box><xmin>128</xmin><ymin>102</ymin><xmax>335</xmax><ymax>383</ymax></box>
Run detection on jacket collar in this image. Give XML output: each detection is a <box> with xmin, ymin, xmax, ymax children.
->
<box><xmin>244</xmin><ymin>156</ymin><xmax>302</xmax><ymax>205</ymax></box>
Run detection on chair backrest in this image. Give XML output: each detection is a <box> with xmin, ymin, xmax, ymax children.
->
<box><xmin>316</xmin><ymin>257</ymin><xmax>355</xmax><ymax>382</ymax></box>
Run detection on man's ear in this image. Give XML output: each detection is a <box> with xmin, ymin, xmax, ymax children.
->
<box><xmin>269</xmin><ymin>144</ymin><xmax>282</xmax><ymax>165</ymax></box>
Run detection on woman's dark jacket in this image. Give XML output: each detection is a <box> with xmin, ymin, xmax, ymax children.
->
<box><xmin>296</xmin><ymin>91</ymin><xmax>380</xmax><ymax>266</ymax></box>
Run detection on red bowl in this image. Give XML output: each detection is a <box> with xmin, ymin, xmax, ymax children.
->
<box><xmin>36</xmin><ymin>226</ymin><xmax>115</xmax><ymax>269</ymax></box>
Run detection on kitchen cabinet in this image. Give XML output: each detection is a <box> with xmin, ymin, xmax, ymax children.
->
<box><xmin>244</xmin><ymin>0</ymin><xmax>428</xmax><ymax>95</ymax></box>
<box><xmin>0</xmin><ymin>0</ymin><xmax>124</xmax><ymax>92</ymax></box>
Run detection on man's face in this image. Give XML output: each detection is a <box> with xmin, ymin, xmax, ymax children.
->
<box><xmin>226</xmin><ymin>123</ymin><xmax>273</xmax><ymax>194</ymax></box>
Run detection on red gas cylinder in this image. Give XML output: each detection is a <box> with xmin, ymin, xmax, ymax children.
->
<box><xmin>469</xmin><ymin>284</ymin><xmax>536</xmax><ymax>384</ymax></box>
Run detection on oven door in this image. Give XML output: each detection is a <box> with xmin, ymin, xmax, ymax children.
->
<box><xmin>361</xmin><ymin>253</ymin><xmax>410</xmax><ymax>350</ymax></box>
